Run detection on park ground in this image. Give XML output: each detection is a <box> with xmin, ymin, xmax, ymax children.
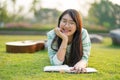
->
<box><xmin>0</xmin><ymin>35</ymin><xmax>120</xmax><ymax>80</ymax></box>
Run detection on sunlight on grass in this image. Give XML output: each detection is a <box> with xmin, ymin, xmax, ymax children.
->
<box><xmin>0</xmin><ymin>35</ymin><xmax>120</xmax><ymax>80</ymax></box>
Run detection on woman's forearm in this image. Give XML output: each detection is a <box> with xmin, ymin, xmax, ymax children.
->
<box><xmin>56</xmin><ymin>39</ymin><xmax>68</xmax><ymax>62</ymax></box>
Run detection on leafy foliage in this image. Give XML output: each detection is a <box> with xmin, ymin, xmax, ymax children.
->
<box><xmin>88</xmin><ymin>0</ymin><xmax>120</xmax><ymax>29</ymax></box>
<box><xmin>0</xmin><ymin>1</ymin><xmax>10</xmax><ymax>23</ymax></box>
<box><xmin>34</xmin><ymin>8</ymin><xmax>61</xmax><ymax>25</ymax></box>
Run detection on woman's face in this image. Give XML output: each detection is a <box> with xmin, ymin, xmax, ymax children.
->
<box><xmin>59</xmin><ymin>14</ymin><xmax>76</xmax><ymax>37</ymax></box>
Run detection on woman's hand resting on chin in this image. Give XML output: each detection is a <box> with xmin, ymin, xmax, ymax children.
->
<box><xmin>54</xmin><ymin>27</ymin><xmax>68</xmax><ymax>41</ymax></box>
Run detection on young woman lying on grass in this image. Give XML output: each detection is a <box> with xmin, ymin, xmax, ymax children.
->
<box><xmin>47</xmin><ymin>9</ymin><xmax>91</xmax><ymax>73</ymax></box>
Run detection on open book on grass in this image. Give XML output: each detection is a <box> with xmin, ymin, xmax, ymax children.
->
<box><xmin>44</xmin><ymin>65</ymin><xmax>97</xmax><ymax>73</ymax></box>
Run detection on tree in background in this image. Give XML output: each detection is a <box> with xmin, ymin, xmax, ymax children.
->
<box><xmin>34</xmin><ymin>8</ymin><xmax>61</xmax><ymax>24</ymax></box>
<box><xmin>29</xmin><ymin>0</ymin><xmax>41</xmax><ymax>17</ymax></box>
<box><xmin>88</xmin><ymin>0</ymin><xmax>120</xmax><ymax>29</ymax></box>
<box><xmin>11</xmin><ymin>0</ymin><xmax>17</xmax><ymax>21</ymax></box>
<box><xmin>0</xmin><ymin>0</ymin><xmax>26</xmax><ymax>23</ymax></box>
<box><xmin>0</xmin><ymin>0</ymin><xmax>10</xmax><ymax>23</ymax></box>
<box><xmin>11</xmin><ymin>0</ymin><xmax>25</xmax><ymax>22</ymax></box>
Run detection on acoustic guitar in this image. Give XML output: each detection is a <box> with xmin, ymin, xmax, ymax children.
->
<box><xmin>6</xmin><ymin>40</ymin><xmax>45</xmax><ymax>53</ymax></box>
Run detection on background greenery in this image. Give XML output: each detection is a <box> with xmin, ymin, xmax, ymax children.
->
<box><xmin>0</xmin><ymin>0</ymin><xmax>120</xmax><ymax>33</ymax></box>
<box><xmin>0</xmin><ymin>35</ymin><xmax>120</xmax><ymax>80</ymax></box>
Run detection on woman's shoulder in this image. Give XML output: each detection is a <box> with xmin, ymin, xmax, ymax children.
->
<box><xmin>82</xmin><ymin>28</ymin><xmax>90</xmax><ymax>37</ymax></box>
<box><xmin>82</xmin><ymin>28</ymin><xmax>88</xmax><ymax>33</ymax></box>
<box><xmin>47</xmin><ymin>29</ymin><xmax>56</xmax><ymax>39</ymax></box>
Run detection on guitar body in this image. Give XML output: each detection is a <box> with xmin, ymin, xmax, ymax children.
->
<box><xmin>6</xmin><ymin>40</ymin><xmax>45</xmax><ymax>53</ymax></box>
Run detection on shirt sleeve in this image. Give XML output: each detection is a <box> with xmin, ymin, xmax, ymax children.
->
<box><xmin>81</xmin><ymin>29</ymin><xmax>91</xmax><ymax>63</ymax></box>
<box><xmin>47</xmin><ymin>30</ymin><xmax>63</xmax><ymax>65</ymax></box>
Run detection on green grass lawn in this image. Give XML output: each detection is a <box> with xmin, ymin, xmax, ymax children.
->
<box><xmin>0</xmin><ymin>35</ymin><xmax>120</xmax><ymax>80</ymax></box>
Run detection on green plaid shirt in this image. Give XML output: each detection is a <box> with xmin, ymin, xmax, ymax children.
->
<box><xmin>47</xmin><ymin>28</ymin><xmax>91</xmax><ymax>65</ymax></box>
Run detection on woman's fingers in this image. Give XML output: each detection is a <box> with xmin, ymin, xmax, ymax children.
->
<box><xmin>54</xmin><ymin>28</ymin><xmax>60</xmax><ymax>34</ymax></box>
<box><xmin>54</xmin><ymin>28</ymin><xmax>62</xmax><ymax>36</ymax></box>
<box><xmin>70</xmin><ymin>67</ymin><xmax>87</xmax><ymax>73</ymax></box>
<box><xmin>54</xmin><ymin>28</ymin><xmax>68</xmax><ymax>41</ymax></box>
<box><xmin>76</xmin><ymin>68</ymin><xmax>87</xmax><ymax>73</ymax></box>
<box><xmin>80</xmin><ymin>68</ymin><xmax>87</xmax><ymax>73</ymax></box>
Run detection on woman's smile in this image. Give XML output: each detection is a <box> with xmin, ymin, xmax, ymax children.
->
<box><xmin>61</xmin><ymin>28</ymin><xmax>71</xmax><ymax>34</ymax></box>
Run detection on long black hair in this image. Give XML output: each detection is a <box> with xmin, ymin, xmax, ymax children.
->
<box><xmin>51</xmin><ymin>9</ymin><xmax>83</xmax><ymax>66</ymax></box>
